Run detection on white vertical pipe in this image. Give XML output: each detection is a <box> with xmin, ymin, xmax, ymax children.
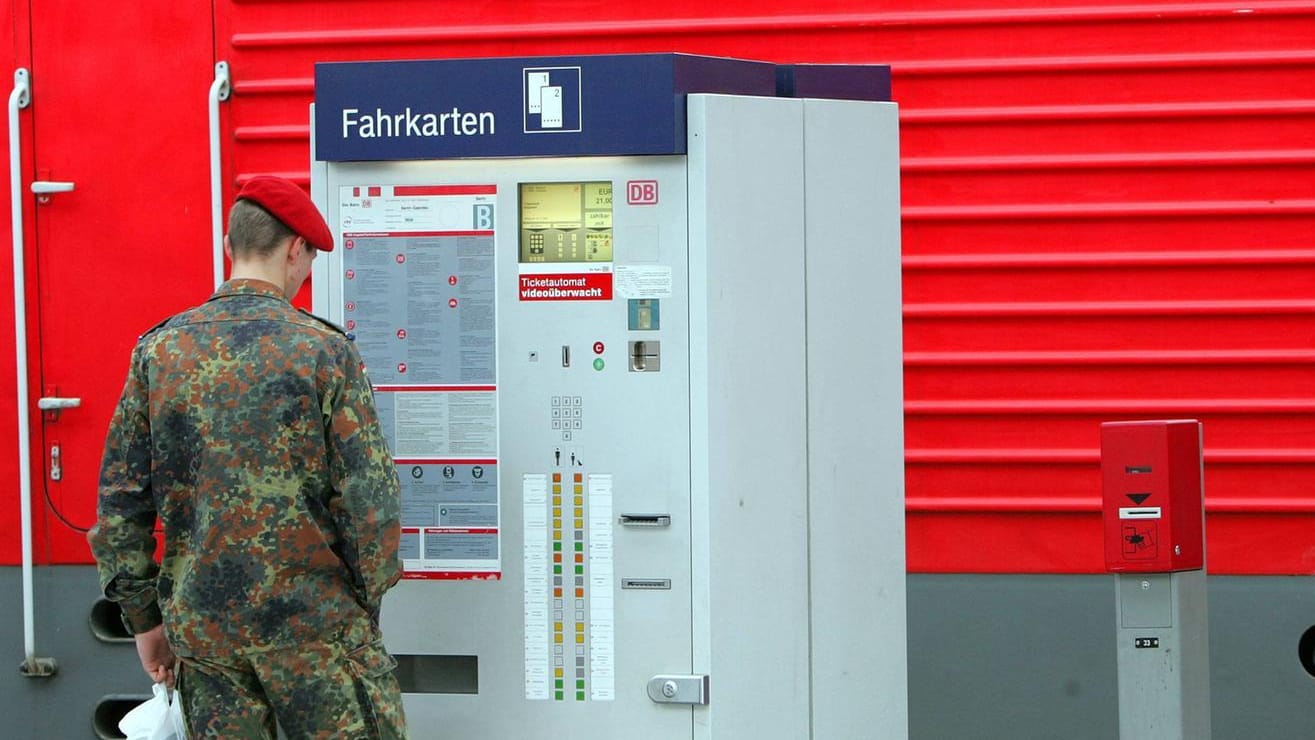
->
<box><xmin>9</xmin><ymin>67</ymin><xmax>34</xmax><ymax>667</ymax></box>
<box><xmin>208</xmin><ymin>62</ymin><xmax>230</xmax><ymax>289</ymax></box>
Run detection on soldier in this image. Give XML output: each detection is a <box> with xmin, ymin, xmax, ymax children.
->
<box><xmin>89</xmin><ymin>176</ymin><xmax>408</xmax><ymax>738</ymax></box>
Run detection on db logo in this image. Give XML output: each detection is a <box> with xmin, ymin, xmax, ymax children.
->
<box><xmin>627</xmin><ymin>180</ymin><xmax>658</xmax><ymax>205</ymax></box>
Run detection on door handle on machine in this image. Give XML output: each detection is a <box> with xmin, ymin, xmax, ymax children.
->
<box><xmin>30</xmin><ymin>180</ymin><xmax>73</xmax><ymax>194</ymax></box>
<box><xmin>647</xmin><ymin>674</ymin><xmax>709</xmax><ymax>705</ymax></box>
<box><xmin>37</xmin><ymin>396</ymin><xmax>81</xmax><ymax>410</ymax></box>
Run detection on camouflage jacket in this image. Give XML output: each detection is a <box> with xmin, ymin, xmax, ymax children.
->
<box><xmin>90</xmin><ymin>279</ymin><xmax>401</xmax><ymax>656</ymax></box>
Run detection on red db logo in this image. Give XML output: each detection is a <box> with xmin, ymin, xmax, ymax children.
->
<box><xmin>627</xmin><ymin>180</ymin><xmax>658</xmax><ymax>205</ymax></box>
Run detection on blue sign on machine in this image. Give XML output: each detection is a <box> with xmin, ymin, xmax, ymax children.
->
<box><xmin>314</xmin><ymin>53</ymin><xmax>777</xmax><ymax>161</ymax></box>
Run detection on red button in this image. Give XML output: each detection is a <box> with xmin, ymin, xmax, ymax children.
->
<box><xmin>593</xmin><ymin>341</ymin><xmax>605</xmax><ymax>355</ymax></box>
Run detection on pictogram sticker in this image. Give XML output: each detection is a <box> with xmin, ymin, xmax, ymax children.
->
<box><xmin>1122</xmin><ymin>523</ymin><xmax>1157</xmax><ymax>559</ymax></box>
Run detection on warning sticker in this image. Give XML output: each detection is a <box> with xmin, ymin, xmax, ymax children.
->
<box><xmin>518</xmin><ymin>273</ymin><xmax>613</xmax><ymax>301</ymax></box>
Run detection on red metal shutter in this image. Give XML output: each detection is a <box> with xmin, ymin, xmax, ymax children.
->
<box><xmin>217</xmin><ymin>0</ymin><xmax>1315</xmax><ymax>574</ymax></box>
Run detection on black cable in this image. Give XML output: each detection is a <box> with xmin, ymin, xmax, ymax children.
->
<box><xmin>40</xmin><ymin>475</ymin><xmax>92</xmax><ymax>534</ymax></box>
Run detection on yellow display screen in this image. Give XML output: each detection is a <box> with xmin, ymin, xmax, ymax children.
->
<box><xmin>519</xmin><ymin>181</ymin><xmax>613</xmax><ymax>263</ymax></box>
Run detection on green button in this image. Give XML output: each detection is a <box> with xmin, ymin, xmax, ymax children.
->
<box><xmin>555</xmin><ymin>679</ymin><xmax>563</xmax><ymax>689</ymax></box>
<box><xmin>593</xmin><ymin>358</ymin><xmax>605</xmax><ymax>371</ymax></box>
<box><xmin>575</xmin><ymin>542</ymin><xmax>583</xmax><ymax>551</ymax></box>
<box><xmin>576</xmin><ymin>691</ymin><xmax>586</xmax><ymax>701</ymax></box>
<box><xmin>575</xmin><ymin>565</ymin><xmax>584</xmax><ymax>575</ymax></box>
<box><xmin>555</xmin><ymin>691</ymin><xmax>564</xmax><ymax>701</ymax></box>
<box><xmin>554</xmin><ymin>542</ymin><xmax>561</xmax><ymax>551</ymax></box>
<box><xmin>577</xmin><ymin>679</ymin><xmax>586</xmax><ymax>689</ymax></box>
<box><xmin>553</xmin><ymin>565</ymin><xmax>561</xmax><ymax>574</ymax></box>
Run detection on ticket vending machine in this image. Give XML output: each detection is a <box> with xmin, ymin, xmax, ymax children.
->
<box><xmin>310</xmin><ymin>54</ymin><xmax>906</xmax><ymax>739</ymax></box>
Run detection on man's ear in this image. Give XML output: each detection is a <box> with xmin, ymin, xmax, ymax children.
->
<box><xmin>287</xmin><ymin>235</ymin><xmax>306</xmax><ymax>262</ymax></box>
<box><xmin>223</xmin><ymin>235</ymin><xmax>233</xmax><ymax>261</ymax></box>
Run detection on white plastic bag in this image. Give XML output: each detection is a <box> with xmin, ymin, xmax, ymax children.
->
<box><xmin>118</xmin><ymin>682</ymin><xmax>186</xmax><ymax>740</ymax></box>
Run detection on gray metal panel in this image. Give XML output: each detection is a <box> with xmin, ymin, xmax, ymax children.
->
<box><xmin>909</xmin><ymin>574</ymin><xmax>1120</xmax><ymax>740</ymax></box>
<box><xmin>802</xmin><ymin>98</ymin><xmax>908</xmax><ymax>739</ymax></box>
<box><xmin>0</xmin><ymin>566</ymin><xmax>149</xmax><ymax>739</ymax></box>
<box><xmin>687</xmin><ymin>93</ymin><xmax>810</xmax><ymax>740</ymax></box>
<box><xmin>908</xmin><ymin>574</ymin><xmax>1315</xmax><ymax>740</ymax></box>
<box><xmin>1118</xmin><ymin>573</ymin><xmax>1173</xmax><ymax>628</ymax></box>
<box><xmin>10</xmin><ymin>569</ymin><xmax>1315</xmax><ymax>738</ymax></box>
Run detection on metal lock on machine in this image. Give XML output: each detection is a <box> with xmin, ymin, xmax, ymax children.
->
<box><xmin>646</xmin><ymin>674</ymin><xmax>709</xmax><ymax>705</ymax></box>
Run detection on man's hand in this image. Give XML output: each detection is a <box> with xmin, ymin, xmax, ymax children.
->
<box><xmin>134</xmin><ymin>623</ymin><xmax>177</xmax><ymax>689</ymax></box>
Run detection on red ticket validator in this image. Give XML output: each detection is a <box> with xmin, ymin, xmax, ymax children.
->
<box><xmin>1101</xmin><ymin>420</ymin><xmax>1205</xmax><ymax>573</ymax></box>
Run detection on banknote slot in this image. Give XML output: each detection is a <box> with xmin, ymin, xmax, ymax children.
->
<box><xmin>619</xmin><ymin>513</ymin><xmax>671</xmax><ymax>527</ymax></box>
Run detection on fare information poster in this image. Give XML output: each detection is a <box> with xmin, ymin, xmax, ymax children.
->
<box><xmin>340</xmin><ymin>184</ymin><xmax>500</xmax><ymax>580</ymax></box>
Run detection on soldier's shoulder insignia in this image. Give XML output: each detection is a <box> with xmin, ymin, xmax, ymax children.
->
<box><xmin>297</xmin><ymin>308</ymin><xmax>347</xmax><ymax>335</ymax></box>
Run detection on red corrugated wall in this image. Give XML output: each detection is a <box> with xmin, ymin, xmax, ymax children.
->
<box><xmin>213</xmin><ymin>0</ymin><xmax>1309</xmax><ymax>574</ymax></box>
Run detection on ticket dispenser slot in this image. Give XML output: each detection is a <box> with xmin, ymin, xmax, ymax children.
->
<box><xmin>1101</xmin><ymin>420</ymin><xmax>1210</xmax><ymax>740</ymax></box>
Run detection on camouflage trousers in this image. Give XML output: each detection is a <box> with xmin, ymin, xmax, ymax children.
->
<box><xmin>176</xmin><ymin>620</ymin><xmax>407</xmax><ymax>739</ymax></box>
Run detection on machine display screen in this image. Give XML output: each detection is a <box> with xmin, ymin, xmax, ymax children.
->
<box><xmin>519</xmin><ymin>181</ymin><xmax>613</xmax><ymax>263</ymax></box>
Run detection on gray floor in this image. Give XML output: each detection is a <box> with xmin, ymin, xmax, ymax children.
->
<box><xmin>4</xmin><ymin>567</ymin><xmax>1314</xmax><ymax>738</ymax></box>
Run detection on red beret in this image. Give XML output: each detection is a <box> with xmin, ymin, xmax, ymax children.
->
<box><xmin>236</xmin><ymin>176</ymin><xmax>334</xmax><ymax>252</ymax></box>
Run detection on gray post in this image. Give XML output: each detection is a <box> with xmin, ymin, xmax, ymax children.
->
<box><xmin>1114</xmin><ymin>569</ymin><xmax>1211</xmax><ymax>739</ymax></box>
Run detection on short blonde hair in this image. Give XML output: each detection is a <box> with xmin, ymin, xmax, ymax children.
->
<box><xmin>227</xmin><ymin>199</ymin><xmax>295</xmax><ymax>259</ymax></box>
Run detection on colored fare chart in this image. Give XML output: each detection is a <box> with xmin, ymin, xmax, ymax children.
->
<box><xmin>524</xmin><ymin>473</ymin><xmax>614</xmax><ymax>702</ymax></box>
<box><xmin>340</xmin><ymin>184</ymin><xmax>500</xmax><ymax>580</ymax></box>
